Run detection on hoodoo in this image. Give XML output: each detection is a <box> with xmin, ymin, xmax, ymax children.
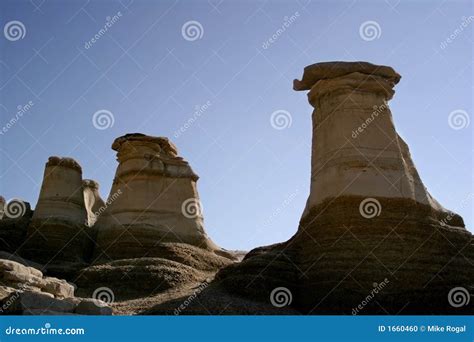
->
<box><xmin>21</xmin><ymin>157</ymin><xmax>89</xmax><ymax>264</ymax></box>
<box><xmin>93</xmin><ymin>133</ymin><xmax>222</xmax><ymax>261</ymax></box>
<box><xmin>217</xmin><ymin>62</ymin><xmax>473</xmax><ymax>314</ymax></box>
<box><xmin>294</xmin><ymin>61</ymin><xmax>453</xmax><ymax>219</ymax></box>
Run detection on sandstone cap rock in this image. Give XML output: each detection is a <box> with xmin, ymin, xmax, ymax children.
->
<box><xmin>293</xmin><ymin>61</ymin><xmax>401</xmax><ymax>91</ymax></box>
<box><xmin>82</xmin><ymin>179</ymin><xmax>100</xmax><ymax>190</ymax></box>
<box><xmin>46</xmin><ymin>156</ymin><xmax>82</xmax><ymax>172</ymax></box>
<box><xmin>112</xmin><ymin>133</ymin><xmax>178</xmax><ymax>157</ymax></box>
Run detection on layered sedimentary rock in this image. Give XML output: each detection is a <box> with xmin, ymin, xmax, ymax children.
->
<box><xmin>294</xmin><ymin>62</ymin><xmax>453</xmax><ymax>221</ymax></box>
<box><xmin>21</xmin><ymin>157</ymin><xmax>90</xmax><ymax>265</ymax></box>
<box><xmin>76</xmin><ymin>243</ymin><xmax>233</xmax><ymax>300</ymax></box>
<box><xmin>217</xmin><ymin>62</ymin><xmax>473</xmax><ymax>314</ymax></box>
<box><xmin>93</xmin><ymin>133</ymin><xmax>225</xmax><ymax>261</ymax></box>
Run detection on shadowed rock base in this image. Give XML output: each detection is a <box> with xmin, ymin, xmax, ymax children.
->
<box><xmin>92</xmin><ymin>224</ymin><xmax>223</xmax><ymax>262</ymax></box>
<box><xmin>215</xmin><ymin>196</ymin><xmax>473</xmax><ymax>314</ymax></box>
<box><xmin>75</xmin><ymin>243</ymin><xmax>234</xmax><ymax>301</ymax></box>
<box><xmin>21</xmin><ymin>218</ymin><xmax>92</xmax><ymax>266</ymax></box>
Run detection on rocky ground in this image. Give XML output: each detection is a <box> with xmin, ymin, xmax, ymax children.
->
<box><xmin>0</xmin><ymin>253</ymin><xmax>111</xmax><ymax>315</ymax></box>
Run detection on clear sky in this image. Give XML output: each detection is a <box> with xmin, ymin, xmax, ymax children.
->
<box><xmin>0</xmin><ymin>0</ymin><xmax>472</xmax><ymax>250</ymax></box>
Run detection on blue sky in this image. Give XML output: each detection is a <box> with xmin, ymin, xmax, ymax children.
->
<box><xmin>0</xmin><ymin>0</ymin><xmax>472</xmax><ymax>250</ymax></box>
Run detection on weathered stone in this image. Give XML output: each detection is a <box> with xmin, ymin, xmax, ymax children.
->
<box><xmin>3</xmin><ymin>270</ymin><xmax>42</xmax><ymax>287</ymax></box>
<box><xmin>0</xmin><ymin>252</ymin><xmax>44</xmax><ymax>270</ymax></box>
<box><xmin>93</xmin><ymin>133</ymin><xmax>229</xmax><ymax>261</ymax></box>
<box><xmin>40</xmin><ymin>277</ymin><xmax>75</xmax><ymax>298</ymax></box>
<box><xmin>294</xmin><ymin>62</ymin><xmax>458</xmax><ymax>223</ymax></box>
<box><xmin>0</xmin><ymin>258</ymin><xmax>75</xmax><ymax>300</ymax></box>
<box><xmin>21</xmin><ymin>156</ymin><xmax>90</xmax><ymax>264</ymax></box>
<box><xmin>292</xmin><ymin>61</ymin><xmax>401</xmax><ymax>91</ymax></box>
<box><xmin>0</xmin><ymin>259</ymin><xmax>43</xmax><ymax>279</ymax></box>
<box><xmin>216</xmin><ymin>61</ymin><xmax>474</xmax><ymax>314</ymax></box>
<box><xmin>75</xmin><ymin>298</ymin><xmax>112</xmax><ymax>315</ymax></box>
<box><xmin>0</xmin><ymin>285</ymin><xmax>16</xmax><ymax>301</ymax></box>
<box><xmin>0</xmin><ymin>258</ymin><xmax>82</xmax><ymax>315</ymax></box>
<box><xmin>3</xmin><ymin>291</ymin><xmax>76</xmax><ymax>314</ymax></box>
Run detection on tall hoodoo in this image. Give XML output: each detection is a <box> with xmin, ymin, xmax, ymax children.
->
<box><xmin>294</xmin><ymin>61</ymin><xmax>452</xmax><ymax>220</ymax></box>
<box><xmin>93</xmin><ymin>133</ymin><xmax>220</xmax><ymax>261</ymax></box>
<box><xmin>291</xmin><ymin>62</ymin><xmax>471</xmax><ymax>312</ymax></box>
<box><xmin>21</xmin><ymin>157</ymin><xmax>89</xmax><ymax>264</ymax></box>
<box><xmin>217</xmin><ymin>61</ymin><xmax>473</xmax><ymax>314</ymax></box>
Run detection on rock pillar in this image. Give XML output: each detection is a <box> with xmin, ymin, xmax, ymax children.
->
<box><xmin>93</xmin><ymin>133</ymin><xmax>220</xmax><ymax>261</ymax></box>
<box><xmin>217</xmin><ymin>62</ymin><xmax>473</xmax><ymax>314</ymax></box>
<box><xmin>294</xmin><ymin>61</ymin><xmax>451</xmax><ymax>219</ymax></box>
<box><xmin>21</xmin><ymin>157</ymin><xmax>89</xmax><ymax>264</ymax></box>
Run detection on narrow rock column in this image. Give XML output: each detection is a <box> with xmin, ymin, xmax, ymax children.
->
<box><xmin>82</xmin><ymin>179</ymin><xmax>105</xmax><ymax>227</ymax></box>
<box><xmin>294</xmin><ymin>62</ymin><xmax>449</xmax><ymax>218</ymax></box>
<box><xmin>21</xmin><ymin>157</ymin><xmax>89</xmax><ymax>264</ymax></box>
<box><xmin>93</xmin><ymin>133</ymin><xmax>219</xmax><ymax>261</ymax></box>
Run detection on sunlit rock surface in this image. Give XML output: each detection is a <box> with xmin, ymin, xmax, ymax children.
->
<box><xmin>21</xmin><ymin>157</ymin><xmax>90</xmax><ymax>265</ymax></box>
<box><xmin>215</xmin><ymin>61</ymin><xmax>473</xmax><ymax>315</ymax></box>
<box><xmin>93</xmin><ymin>133</ymin><xmax>231</xmax><ymax>262</ymax></box>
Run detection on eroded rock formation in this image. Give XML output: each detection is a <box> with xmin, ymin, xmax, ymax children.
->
<box><xmin>0</xmin><ymin>62</ymin><xmax>471</xmax><ymax>315</ymax></box>
<box><xmin>215</xmin><ymin>61</ymin><xmax>473</xmax><ymax>314</ymax></box>
<box><xmin>21</xmin><ymin>157</ymin><xmax>90</xmax><ymax>265</ymax></box>
<box><xmin>93</xmin><ymin>133</ymin><xmax>225</xmax><ymax>261</ymax></box>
